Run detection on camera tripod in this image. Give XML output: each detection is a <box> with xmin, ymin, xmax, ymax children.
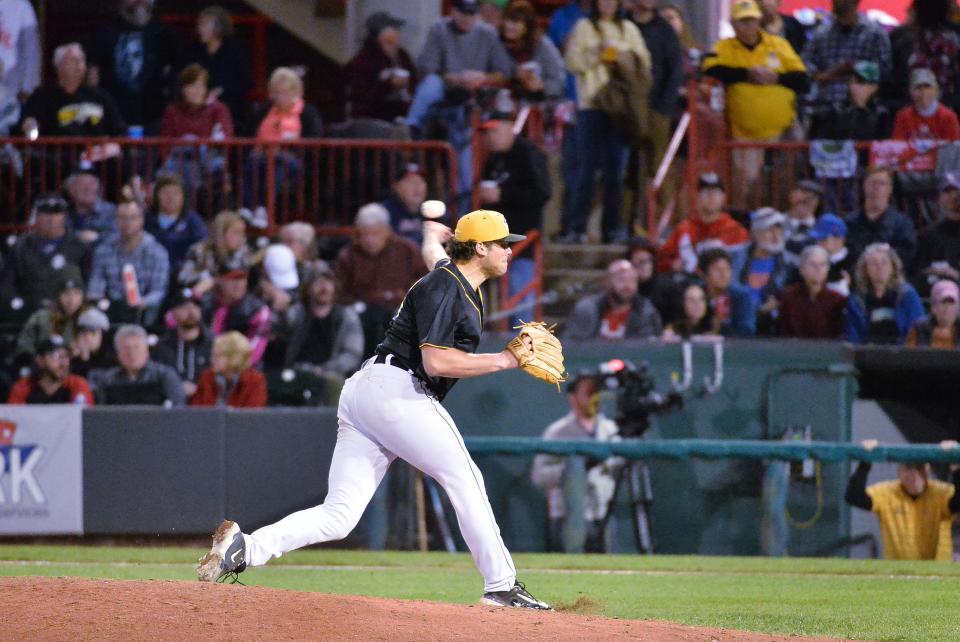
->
<box><xmin>598</xmin><ymin>455</ymin><xmax>656</xmax><ymax>554</ymax></box>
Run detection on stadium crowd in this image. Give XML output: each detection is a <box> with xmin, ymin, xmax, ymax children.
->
<box><xmin>0</xmin><ymin>0</ymin><xmax>959</xmax><ymax>412</ymax></box>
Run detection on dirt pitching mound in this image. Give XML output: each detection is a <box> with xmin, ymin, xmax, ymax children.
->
<box><xmin>1</xmin><ymin>576</ymin><xmax>841</xmax><ymax>641</ymax></box>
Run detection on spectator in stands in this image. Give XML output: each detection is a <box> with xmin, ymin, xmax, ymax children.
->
<box><xmin>809</xmin><ymin>60</ymin><xmax>891</xmax><ymax>140</ymax></box>
<box><xmin>914</xmin><ymin>172</ymin><xmax>960</xmax><ymax>297</ymax></box>
<box><xmin>0</xmin><ymin>0</ymin><xmax>40</xmax><ymax>101</ymax></box>
<box><xmin>88</xmin><ymin>324</ymin><xmax>185</xmax><ymax>406</ymax></box>
<box><xmin>191</xmin><ymin>331</ymin><xmax>267</xmax><ymax>408</ymax></box>
<box><xmin>499</xmin><ymin>0</ymin><xmax>566</xmax><ymax>101</ymax></box>
<box><xmin>281</xmin><ymin>263</ymin><xmax>364</xmax><ymax>406</ymax></box>
<box><xmin>625</xmin><ymin>0</ymin><xmax>684</xmax><ymax>210</ymax></box>
<box><xmin>278</xmin><ymin>221</ymin><xmax>322</xmax><ymax>279</ymax></box>
<box><xmin>906</xmin><ymin>278</ymin><xmax>959</xmax><ymax>348</ymax></box>
<box><xmin>188</xmin><ymin>5</ymin><xmax>252</xmax><ymax>129</ymax></box>
<box><xmin>335</xmin><ymin>203</ymin><xmax>427</xmax><ymax>311</ymax></box>
<box><xmin>479</xmin><ymin>115</ymin><xmax>550</xmax><ymax>321</ymax></box>
<box><xmin>144</xmin><ymin>174</ymin><xmax>207</xmax><ymax>280</ymax></box>
<box><xmin>87</xmin><ymin>197</ymin><xmax>169</xmax><ymax>326</ymax></box>
<box><xmin>563</xmin><ymin>259</ymin><xmax>662</xmax><ymax>341</ymax></box>
<box><xmin>159</xmin><ymin>63</ymin><xmax>234</xmax><ymax>139</ymax></box>
<box><xmin>345</xmin><ymin>11</ymin><xmax>416</xmax><ymax>122</ymax></box>
<box><xmin>69</xmin><ymin>308</ymin><xmax>113</xmax><ymax>378</ymax></box>
<box><xmin>662</xmin><ymin>282</ymin><xmax>721</xmax><ymax>340</ymax></box>
<box><xmin>531</xmin><ymin>372</ymin><xmax>621</xmax><ymax>553</ymax></box>
<box><xmin>380</xmin><ymin>164</ymin><xmax>430</xmax><ymax>245</ymax></box>
<box><xmin>88</xmin><ymin>0</ymin><xmax>182</xmax><ymax>131</ymax></box>
<box><xmin>660</xmin><ymin>4</ymin><xmax>700</xmax><ymax>62</ymax></box>
<box><xmin>14</xmin><ymin>267</ymin><xmax>86</xmax><ymax>366</ymax></box>
<box><xmin>406</xmin><ymin>0</ymin><xmax>514</xmax><ymax>208</ymax></box>
<box><xmin>65</xmin><ymin>171</ymin><xmax>117</xmax><ymax>246</ymax></box>
<box><xmin>243</xmin><ymin>67</ymin><xmax>323</xmax><ymax>224</ymax></box>
<box><xmin>179</xmin><ymin>211</ymin><xmax>251</xmax><ymax>296</ymax></box>
<box><xmin>810</xmin><ymin>213</ymin><xmax>855</xmax><ymax>297</ymax></box>
<box><xmin>153</xmin><ymin>288</ymin><xmax>212</xmax><ymax>399</ymax></box>
<box><xmin>7</xmin><ymin>335</ymin><xmax>93</xmax><ymax>405</ymax></box>
<box><xmin>202</xmin><ymin>266</ymin><xmax>271</xmax><ymax>366</ymax></box>
<box><xmin>844</xmin><ymin>167</ymin><xmax>917</xmax><ymax>267</ymax></box>
<box><xmin>731</xmin><ymin>207</ymin><xmax>791</xmax><ymax>335</ymax></box>
<box><xmin>546</xmin><ymin>0</ymin><xmax>590</xmax><ymax>243</ymax></box>
<box><xmin>759</xmin><ymin>0</ymin><xmax>807</xmax><ymax>55</ymax></box>
<box><xmin>258</xmin><ymin>244</ymin><xmax>300</xmax><ymax>318</ymax></box>
<box><xmin>699</xmin><ymin>247</ymin><xmax>756</xmax><ymax>336</ymax></box>
<box><xmin>657</xmin><ymin>173</ymin><xmax>750</xmax><ymax>273</ymax></box>
<box><xmin>803</xmin><ymin>0</ymin><xmax>891</xmax><ymax>108</ymax></box>
<box><xmin>625</xmin><ymin>237</ymin><xmax>677</xmax><ymax>322</ymax></box>
<box><xmin>561</xmin><ymin>0</ymin><xmax>651</xmax><ymax>243</ymax></box>
<box><xmin>905</xmin><ymin>0</ymin><xmax>960</xmax><ymax>113</ymax></box>
<box><xmin>20</xmin><ymin>43</ymin><xmax>125</xmax><ymax>137</ymax></box>
<box><xmin>892</xmin><ymin>67</ymin><xmax>960</xmax><ymax>141</ymax></box>
<box><xmin>0</xmin><ymin>193</ymin><xmax>89</xmax><ymax>315</ymax></box>
<box><xmin>480</xmin><ymin>0</ymin><xmax>507</xmax><ymax>28</ymax></box>
<box><xmin>702</xmin><ymin>0</ymin><xmax>808</xmax><ymax>209</ymax></box>
<box><xmin>843</xmin><ymin>242</ymin><xmax>925</xmax><ymax>344</ymax></box>
<box><xmin>846</xmin><ymin>439</ymin><xmax>960</xmax><ymax>560</ymax></box>
<box><xmin>783</xmin><ymin>179</ymin><xmax>823</xmax><ymax>267</ymax></box>
<box><xmin>779</xmin><ymin>245</ymin><xmax>846</xmax><ymax>338</ymax></box>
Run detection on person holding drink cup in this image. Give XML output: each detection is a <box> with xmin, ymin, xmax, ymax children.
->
<box><xmin>345</xmin><ymin>11</ymin><xmax>417</xmax><ymax>122</ymax></box>
<box><xmin>499</xmin><ymin>0</ymin><xmax>566</xmax><ymax>101</ymax></box>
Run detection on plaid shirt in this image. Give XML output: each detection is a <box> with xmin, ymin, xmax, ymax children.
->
<box><xmin>87</xmin><ymin>231</ymin><xmax>170</xmax><ymax>308</ymax></box>
<box><xmin>803</xmin><ymin>17</ymin><xmax>891</xmax><ymax>106</ymax></box>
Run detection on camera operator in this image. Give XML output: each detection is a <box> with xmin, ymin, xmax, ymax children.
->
<box><xmin>531</xmin><ymin>372</ymin><xmax>622</xmax><ymax>553</ymax></box>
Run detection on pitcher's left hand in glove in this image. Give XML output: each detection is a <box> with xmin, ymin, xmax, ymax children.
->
<box><xmin>506</xmin><ymin>321</ymin><xmax>567</xmax><ymax>386</ymax></box>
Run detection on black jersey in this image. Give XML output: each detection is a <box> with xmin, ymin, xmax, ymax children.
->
<box><xmin>377</xmin><ymin>259</ymin><xmax>484</xmax><ymax>400</ymax></box>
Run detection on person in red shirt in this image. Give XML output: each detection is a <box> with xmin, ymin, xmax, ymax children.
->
<box><xmin>657</xmin><ymin>173</ymin><xmax>750</xmax><ymax>272</ymax></box>
<box><xmin>7</xmin><ymin>335</ymin><xmax>94</xmax><ymax>405</ymax></box>
<box><xmin>892</xmin><ymin>68</ymin><xmax>960</xmax><ymax>141</ymax></box>
<box><xmin>159</xmin><ymin>63</ymin><xmax>234</xmax><ymax>139</ymax></box>
<box><xmin>191</xmin><ymin>331</ymin><xmax>267</xmax><ymax>408</ymax></box>
<box><xmin>779</xmin><ymin>245</ymin><xmax>846</xmax><ymax>339</ymax></box>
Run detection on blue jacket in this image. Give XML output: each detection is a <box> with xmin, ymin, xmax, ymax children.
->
<box><xmin>842</xmin><ymin>283</ymin><xmax>925</xmax><ymax>344</ymax></box>
<box><xmin>729</xmin><ymin>245</ymin><xmax>791</xmax><ymax>306</ymax></box>
<box><xmin>146</xmin><ymin>210</ymin><xmax>208</xmax><ymax>277</ymax></box>
<box><xmin>721</xmin><ymin>282</ymin><xmax>757</xmax><ymax>337</ymax></box>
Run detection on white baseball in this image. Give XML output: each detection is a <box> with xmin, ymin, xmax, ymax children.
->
<box><xmin>421</xmin><ymin>199</ymin><xmax>447</xmax><ymax>220</ymax></box>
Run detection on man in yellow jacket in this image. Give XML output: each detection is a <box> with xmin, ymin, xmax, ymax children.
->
<box><xmin>845</xmin><ymin>439</ymin><xmax>960</xmax><ymax>560</ymax></box>
<box><xmin>702</xmin><ymin>0</ymin><xmax>808</xmax><ymax>207</ymax></box>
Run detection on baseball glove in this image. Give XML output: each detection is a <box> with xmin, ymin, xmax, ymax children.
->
<box><xmin>506</xmin><ymin>321</ymin><xmax>567</xmax><ymax>387</ymax></box>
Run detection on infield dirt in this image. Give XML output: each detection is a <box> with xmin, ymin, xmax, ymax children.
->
<box><xmin>1</xmin><ymin>576</ymin><xmax>847</xmax><ymax>641</ymax></box>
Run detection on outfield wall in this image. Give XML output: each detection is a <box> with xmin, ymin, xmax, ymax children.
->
<box><xmin>2</xmin><ymin>339</ymin><xmax>888</xmax><ymax>557</ymax></box>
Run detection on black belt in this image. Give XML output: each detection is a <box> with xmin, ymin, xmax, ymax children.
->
<box><xmin>373</xmin><ymin>350</ymin><xmax>414</xmax><ymax>373</ymax></box>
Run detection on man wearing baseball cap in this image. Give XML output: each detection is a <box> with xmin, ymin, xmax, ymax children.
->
<box><xmin>906</xmin><ymin>279</ymin><xmax>959</xmax><ymax>348</ymax></box>
<box><xmin>14</xmin><ymin>266</ymin><xmax>86</xmax><ymax>365</ymax></box>
<box><xmin>915</xmin><ymin>172</ymin><xmax>960</xmax><ymax>297</ymax></box>
<box><xmin>200</xmin><ymin>207</ymin><xmax>552</xmax><ymax>610</ymax></box>
<box><xmin>7</xmin><ymin>334</ymin><xmax>94</xmax><ymax>405</ymax></box>
<box><xmin>808</xmin><ymin>212</ymin><xmax>855</xmax><ymax>297</ymax></box>
<box><xmin>892</xmin><ymin>68</ymin><xmax>960</xmax><ymax>141</ymax></box>
<box><xmin>702</xmin><ymin>0</ymin><xmax>808</xmax><ymax>206</ymax></box>
<box><xmin>783</xmin><ymin>180</ymin><xmax>823</xmax><ymax>266</ymax></box>
<box><xmin>344</xmin><ymin>11</ymin><xmax>416</xmax><ymax>122</ymax></box>
<box><xmin>730</xmin><ymin>206</ymin><xmax>790</xmax><ymax>334</ymax></box>
<box><xmin>657</xmin><ymin>173</ymin><xmax>750</xmax><ymax>272</ymax></box>
<box><xmin>154</xmin><ymin>287</ymin><xmax>213</xmax><ymax>399</ymax></box>
<box><xmin>809</xmin><ymin>60</ymin><xmax>891</xmax><ymax>141</ymax></box>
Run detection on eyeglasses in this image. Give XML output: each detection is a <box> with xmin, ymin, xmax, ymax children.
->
<box><xmin>487</xmin><ymin>240</ymin><xmax>511</xmax><ymax>249</ymax></box>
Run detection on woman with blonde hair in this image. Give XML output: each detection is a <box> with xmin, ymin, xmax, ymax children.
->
<box><xmin>842</xmin><ymin>243</ymin><xmax>925</xmax><ymax>344</ymax></box>
<box><xmin>178</xmin><ymin>210</ymin><xmax>252</xmax><ymax>295</ymax></box>
<box><xmin>191</xmin><ymin>331</ymin><xmax>267</xmax><ymax>407</ymax></box>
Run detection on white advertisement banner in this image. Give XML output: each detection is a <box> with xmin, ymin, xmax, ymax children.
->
<box><xmin>0</xmin><ymin>405</ymin><xmax>83</xmax><ymax>534</ymax></box>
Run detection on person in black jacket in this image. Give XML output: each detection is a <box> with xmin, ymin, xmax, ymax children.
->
<box><xmin>478</xmin><ymin>116</ymin><xmax>549</xmax><ymax>324</ymax></box>
<box><xmin>152</xmin><ymin>287</ymin><xmax>213</xmax><ymax>400</ymax></box>
<box><xmin>913</xmin><ymin>172</ymin><xmax>960</xmax><ymax>298</ymax></box>
<box><xmin>809</xmin><ymin>60</ymin><xmax>891</xmax><ymax>140</ymax></box>
<box><xmin>344</xmin><ymin>11</ymin><xmax>416</xmax><ymax>122</ymax></box>
<box><xmin>759</xmin><ymin>0</ymin><xmax>808</xmax><ymax>55</ymax></box>
<box><xmin>187</xmin><ymin>5</ymin><xmax>252</xmax><ymax>130</ymax></box>
<box><xmin>87</xmin><ymin>0</ymin><xmax>182</xmax><ymax>130</ymax></box>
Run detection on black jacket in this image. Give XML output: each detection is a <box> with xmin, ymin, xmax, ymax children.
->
<box><xmin>913</xmin><ymin>218</ymin><xmax>960</xmax><ymax>296</ymax></box>
<box><xmin>0</xmin><ymin>232</ymin><xmax>90</xmax><ymax>314</ymax></box>
<box><xmin>809</xmin><ymin>97</ymin><xmax>892</xmax><ymax>141</ymax></box>
<box><xmin>632</xmin><ymin>13</ymin><xmax>684</xmax><ymax>116</ymax></box>
<box><xmin>480</xmin><ymin>136</ymin><xmax>550</xmax><ymax>251</ymax></box>
<box><xmin>186</xmin><ymin>38</ymin><xmax>253</xmax><ymax>129</ymax></box>
<box><xmin>153</xmin><ymin>328</ymin><xmax>214</xmax><ymax>384</ymax></box>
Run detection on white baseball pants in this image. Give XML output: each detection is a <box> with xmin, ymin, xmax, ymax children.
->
<box><xmin>242</xmin><ymin>360</ymin><xmax>517</xmax><ymax>593</ymax></box>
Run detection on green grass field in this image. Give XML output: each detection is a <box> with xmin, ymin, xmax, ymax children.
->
<box><xmin>2</xmin><ymin>545</ymin><xmax>958</xmax><ymax>641</ymax></box>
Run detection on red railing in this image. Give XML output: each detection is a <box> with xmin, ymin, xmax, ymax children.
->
<box><xmin>0</xmin><ymin>137</ymin><xmax>458</xmax><ymax>233</ymax></box>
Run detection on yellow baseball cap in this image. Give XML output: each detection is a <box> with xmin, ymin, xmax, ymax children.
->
<box><xmin>453</xmin><ymin>209</ymin><xmax>526</xmax><ymax>243</ymax></box>
<box><xmin>731</xmin><ymin>0</ymin><xmax>762</xmax><ymax>20</ymax></box>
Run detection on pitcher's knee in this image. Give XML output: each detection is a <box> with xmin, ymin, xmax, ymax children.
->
<box><xmin>318</xmin><ymin>502</ymin><xmax>362</xmax><ymax>541</ymax></box>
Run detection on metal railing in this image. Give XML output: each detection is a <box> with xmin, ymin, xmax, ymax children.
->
<box><xmin>0</xmin><ymin>136</ymin><xmax>458</xmax><ymax>233</ymax></box>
